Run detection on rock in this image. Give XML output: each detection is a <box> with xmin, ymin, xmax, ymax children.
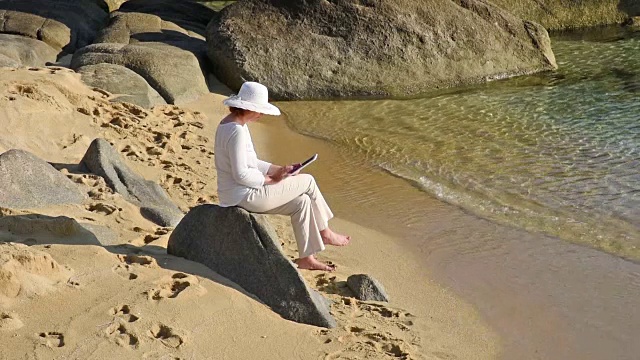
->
<box><xmin>347</xmin><ymin>274</ymin><xmax>389</xmax><ymax>302</ymax></box>
<box><xmin>76</xmin><ymin>64</ymin><xmax>167</xmax><ymax>109</ymax></box>
<box><xmin>79</xmin><ymin>138</ymin><xmax>183</xmax><ymax>227</ymax></box>
<box><xmin>0</xmin><ymin>34</ymin><xmax>58</xmax><ymax>68</ymax></box>
<box><xmin>491</xmin><ymin>0</ymin><xmax>640</xmax><ymax>30</ymax></box>
<box><xmin>167</xmin><ymin>205</ymin><xmax>336</xmax><ymax>328</ymax></box>
<box><xmin>71</xmin><ymin>42</ymin><xmax>208</xmax><ymax>105</ymax></box>
<box><xmin>104</xmin><ymin>0</ymin><xmax>128</xmax><ymax>12</ymax></box>
<box><xmin>0</xmin><ymin>0</ymin><xmax>108</xmax><ymax>53</ymax></box>
<box><xmin>206</xmin><ymin>0</ymin><xmax>557</xmax><ymax>100</ymax></box>
<box><xmin>0</xmin><ymin>149</ymin><xmax>86</xmax><ymax>209</ymax></box>
<box><xmin>117</xmin><ymin>0</ymin><xmax>215</xmax><ymax>36</ymax></box>
<box><xmin>628</xmin><ymin>16</ymin><xmax>640</xmax><ymax>27</ymax></box>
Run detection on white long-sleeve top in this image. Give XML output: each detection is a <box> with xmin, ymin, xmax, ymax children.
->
<box><xmin>214</xmin><ymin>122</ymin><xmax>271</xmax><ymax>206</ymax></box>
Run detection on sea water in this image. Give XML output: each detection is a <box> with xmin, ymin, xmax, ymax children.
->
<box><xmin>279</xmin><ymin>26</ymin><xmax>640</xmax><ymax>259</ymax></box>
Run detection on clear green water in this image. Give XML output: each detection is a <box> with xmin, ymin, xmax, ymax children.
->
<box><xmin>279</xmin><ymin>27</ymin><xmax>640</xmax><ymax>258</ymax></box>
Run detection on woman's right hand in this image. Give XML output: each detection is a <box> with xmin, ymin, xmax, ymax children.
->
<box><xmin>264</xmin><ymin>165</ymin><xmax>294</xmax><ymax>184</ymax></box>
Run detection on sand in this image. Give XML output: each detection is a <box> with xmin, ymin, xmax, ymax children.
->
<box><xmin>0</xmin><ymin>67</ymin><xmax>499</xmax><ymax>359</ymax></box>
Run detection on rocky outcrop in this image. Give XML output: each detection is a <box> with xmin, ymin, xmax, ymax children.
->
<box><xmin>167</xmin><ymin>205</ymin><xmax>337</xmax><ymax>328</ymax></box>
<box><xmin>0</xmin><ymin>0</ymin><xmax>108</xmax><ymax>54</ymax></box>
<box><xmin>0</xmin><ymin>34</ymin><xmax>59</xmax><ymax>68</ymax></box>
<box><xmin>76</xmin><ymin>64</ymin><xmax>167</xmax><ymax>109</ymax></box>
<box><xmin>80</xmin><ymin>138</ymin><xmax>183</xmax><ymax>227</ymax></box>
<box><xmin>72</xmin><ymin>0</ymin><xmax>215</xmax><ymax>106</ymax></box>
<box><xmin>347</xmin><ymin>274</ymin><xmax>389</xmax><ymax>302</ymax></box>
<box><xmin>491</xmin><ymin>0</ymin><xmax>640</xmax><ymax>30</ymax></box>
<box><xmin>206</xmin><ymin>0</ymin><xmax>557</xmax><ymax>100</ymax></box>
<box><xmin>71</xmin><ymin>43</ymin><xmax>208</xmax><ymax>105</ymax></box>
<box><xmin>0</xmin><ymin>150</ymin><xmax>86</xmax><ymax>209</ymax></box>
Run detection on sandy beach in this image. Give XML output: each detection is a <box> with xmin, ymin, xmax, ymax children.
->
<box><xmin>0</xmin><ymin>67</ymin><xmax>500</xmax><ymax>359</ymax></box>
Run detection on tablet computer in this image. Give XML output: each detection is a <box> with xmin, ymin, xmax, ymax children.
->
<box><xmin>290</xmin><ymin>153</ymin><xmax>318</xmax><ymax>174</ymax></box>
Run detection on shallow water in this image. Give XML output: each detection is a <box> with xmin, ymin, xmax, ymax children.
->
<box><xmin>279</xmin><ymin>27</ymin><xmax>640</xmax><ymax>259</ymax></box>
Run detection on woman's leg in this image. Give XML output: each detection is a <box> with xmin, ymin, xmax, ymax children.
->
<box><xmin>238</xmin><ymin>174</ymin><xmax>346</xmax><ymax>269</ymax></box>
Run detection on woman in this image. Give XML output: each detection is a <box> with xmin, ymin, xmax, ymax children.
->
<box><xmin>214</xmin><ymin>82</ymin><xmax>350</xmax><ymax>271</ymax></box>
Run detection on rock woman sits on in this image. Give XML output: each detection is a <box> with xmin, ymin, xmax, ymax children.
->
<box><xmin>214</xmin><ymin>82</ymin><xmax>350</xmax><ymax>271</ymax></box>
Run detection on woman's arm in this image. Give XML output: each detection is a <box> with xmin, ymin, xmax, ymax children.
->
<box><xmin>227</xmin><ymin>128</ymin><xmax>267</xmax><ymax>188</ymax></box>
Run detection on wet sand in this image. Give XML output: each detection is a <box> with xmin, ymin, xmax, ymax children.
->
<box><xmin>252</xmin><ymin>111</ymin><xmax>640</xmax><ymax>360</ymax></box>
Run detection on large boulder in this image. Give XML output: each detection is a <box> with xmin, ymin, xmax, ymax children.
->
<box><xmin>71</xmin><ymin>42</ymin><xmax>209</xmax><ymax>105</ymax></box>
<box><xmin>0</xmin><ymin>0</ymin><xmax>108</xmax><ymax>54</ymax></box>
<box><xmin>168</xmin><ymin>205</ymin><xmax>337</xmax><ymax>328</ymax></box>
<box><xmin>491</xmin><ymin>0</ymin><xmax>640</xmax><ymax>30</ymax></box>
<box><xmin>0</xmin><ymin>34</ymin><xmax>58</xmax><ymax>68</ymax></box>
<box><xmin>76</xmin><ymin>63</ymin><xmax>167</xmax><ymax>109</ymax></box>
<box><xmin>206</xmin><ymin>0</ymin><xmax>557</xmax><ymax>100</ymax></box>
<box><xmin>80</xmin><ymin>138</ymin><xmax>183</xmax><ymax>227</ymax></box>
<box><xmin>0</xmin><ymin>150</ymin><xmax>86</xmax><ymax>209</ymax></box>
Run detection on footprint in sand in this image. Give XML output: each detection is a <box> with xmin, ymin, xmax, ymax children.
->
<box><xmin>118</xmin><ymin>254</ymin><xmax>158</xmax><ymax>268</ymax></box>
<box><xmin>112</xmin><ymin>263</ymin><xmax>139</xmax><ymax>280</ymax></box>
<box><xmin>0</xmin><ymin>312</ymin><xmax>24</xmax><ymax>331</ymax></box>
<box><xmin>105</xmin><ymin>322</ymin><xmax>140</xmax><ymax>349</ymax></box>
<box><xmin>319</xmin><ymin>297</ymin><xmax>418</xmax><ymax>359</ymax></box>
<box><xmin>38</xmin><ymin>332</ymin><xmax>65</xmax><ymax>348</ymax></box>
<box><xmin>150</xmin><ymin>324</ymin><xmax>185</xmax><ymax>349</ymax></box>
<box><xmin>145</xmin><ymin>273</ymin><xmax>204</xmax><ymax>301</ymax></box>
<box><xmin>109</xmin><ymin>305</ymin><xmax>139</xmax><ymax>323</ymax></box>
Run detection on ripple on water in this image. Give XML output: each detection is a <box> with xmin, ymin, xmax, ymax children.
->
<box><xmin>279</xmin><ymin>27</ymin><xmax>640</xmax><ymax>259</ymax></box>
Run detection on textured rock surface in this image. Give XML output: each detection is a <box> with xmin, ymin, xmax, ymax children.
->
<box><xmin>168</xmin><ymin>205</ymin><xmax>337</xmax><ymax>328</ymax></box>
<box><xmin>347</xmin><ymin>274</ymin><xmax>389</xmax><ymax>302</ymax></box>
<box><xmin>491</xmin><ymin>0</ymin><xmax>640</xmax><ymax>30</ymax></box>
<box><xmin>76</xmin><ymin>63</ymin><xmax>167</xmax><ymax>109</ymax></box>
<box><xmin>0</xmin><ymin>0</ymin><xmax>108</xmax><ymax>53</ymax></box>
<box><xmin>0</xmin><ymin>149</ymin><xmax>86</xmax><ymax>209</ymax></box>
<box><xmin>71</xmin><ymin>42</ymin><xmax>209</xmax><ymax>105</ymax></box>
<box><xmin>80</xmin><ymin>138</ymin><xmax>183</xmax><ymax>227</ymax></box>
<box><xmin>0</xmin><ymin>34</ymin><xmax>58</xmax><ymax>68</ymax></box>
<box><xmin>206</xmin><ymin>0</ymin><xmax>557</xmax><ymax>100</ymax></box>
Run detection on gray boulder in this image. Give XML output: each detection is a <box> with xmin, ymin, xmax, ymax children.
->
<box><xmin>206</xmin><ymin>0</ymin><xmax>557</xmax><ymax>100</ymax></box>
<box><xmin>76</xmin><ymin>63</ymin><xmax>167</xmax><ymax>109</ymax></box>
<box><xmin>71</xmin><ymin>42</ymin><xmax>208</xmax><ymax>105</ymax></box>
<box><xmin>347</xmin><ymin>274</ymin><xmax>389</xmax><ymax>302</ymax></box>
<box><xmin>80</xmin><ymin>138</ymin><xmax>183</xmax><ymax>227</ymax></box>
<box><xmin>0</xmin><ymin>0</ymin><xmax>108</xmax><ymax>53</ymax></box>
<box><xmin>0</xmin><ymin>34</ymin><xmax>58</xmax><ymax>67</ymax></box>
<box><xmin>168</xmin><ymin>205</ymin><xmax>337</xmax><ymax>328</ymax></box>
<box><xmin>0</xmin><ymin>149</ymin><xmax>86</xmax><ymax>209</ymax></box>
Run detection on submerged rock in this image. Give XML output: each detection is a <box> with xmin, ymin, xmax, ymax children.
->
<box><xmin>80</xmin><ymin>138</ymin><xmax>183</xmax><ymax>227</ymax></box>
<box><xmin>0</xmin><ymin>150</ymin><xmax>86</xmax><ymax>209</ymax></box>
<box><xmin>206</xmin><ymin>0</ymin><xmax>557</xmax><ymax>100</ymax></box>
<box><xmin>168</xmin><ymin>205</ymin><xmax>337</xmax><ymax>328</ymax></box>
<box><xmin>0</xmin><ymin>34</ymin><xmax>58</xmax><ymax>68</ymax></box>
<box><xmin>347</xmin><ymin>274</ymin><xmax>390</xmax><ymax>302</ymax></box>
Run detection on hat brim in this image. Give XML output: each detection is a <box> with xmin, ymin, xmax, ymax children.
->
<box><xmin>223</xmin><ymin>97</ymin><xmax>281</xmax><ymax>116</ymax></box>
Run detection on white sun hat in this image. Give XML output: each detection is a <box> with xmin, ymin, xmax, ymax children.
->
<box><xmin>223</xmin><ymin>81</ymin><xmax>281</xmax><ymax>116</ymax></box>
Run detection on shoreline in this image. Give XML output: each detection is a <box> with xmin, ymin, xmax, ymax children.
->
<box><xmin>185</xmin><ymin>94</ymin><xmax>502</xmax><ymax>359</ymax></box>
<box><xmin>249</xmin><ymin>103</ymin><xmax>640</xmax><ymax>359</ymax></box>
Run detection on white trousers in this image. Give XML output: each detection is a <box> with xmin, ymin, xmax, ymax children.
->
<box><xmin>238</xmin><ymin>174</ymin><xmax>334</xmax><ymax>258</ymax></box>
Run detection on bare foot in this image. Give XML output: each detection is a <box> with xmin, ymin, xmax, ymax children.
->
<box><xmin>320</xmin><ymin>228</ymin><xmax>351</xmax><ymax>246</ymax></box>
<box><xmin>295</xmin><ymin>256</ymin><xmax>336</xmax><ymax>272</ymax></box>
